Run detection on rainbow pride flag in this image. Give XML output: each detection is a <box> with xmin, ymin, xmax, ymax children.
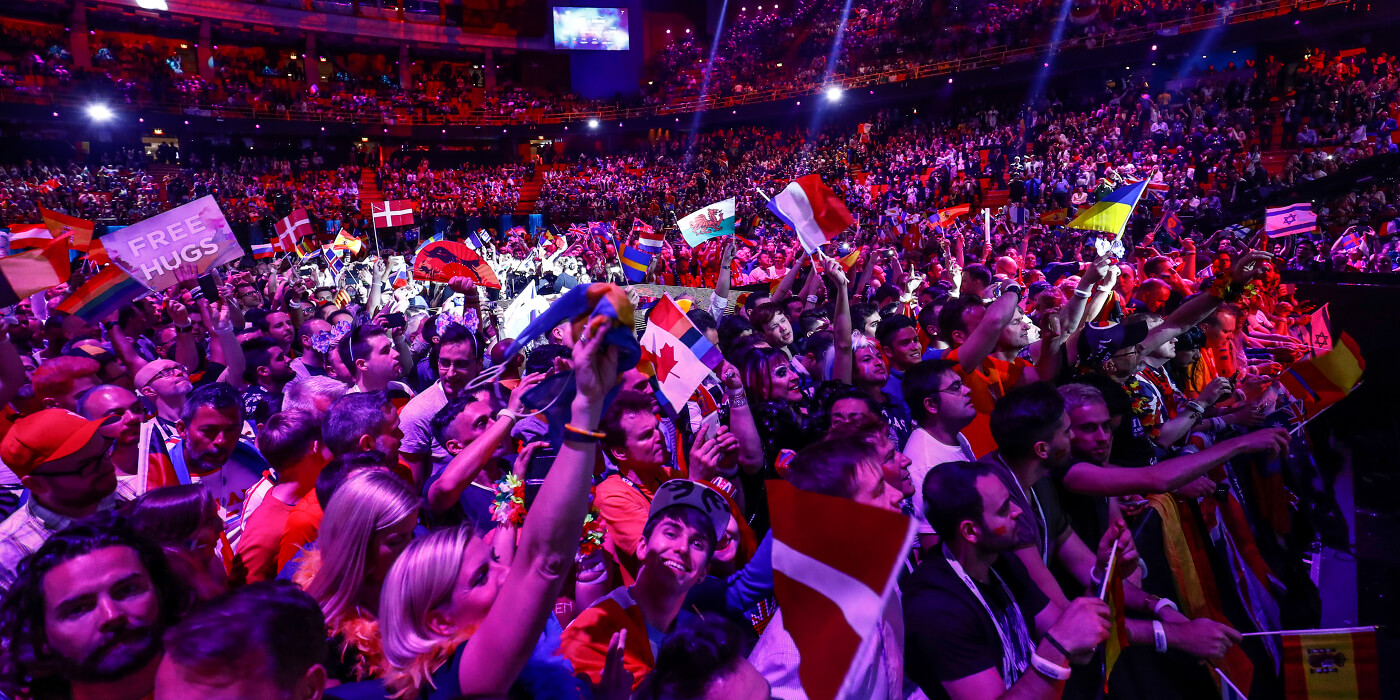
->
<box><xmin>56</xmin><ymin>265</ymin><xmax>148</xmax><ymax>322</ymax></box>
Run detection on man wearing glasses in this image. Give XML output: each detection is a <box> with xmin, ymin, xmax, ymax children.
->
<box><xmin>901</xmin><ymin>359</ymin><xmax>978</xmax><ymax>553</ymax></box>
<box><xmin>0</xmin><ymin>409</ymin><xmax>120</xmax><ymax>593</ymax></box>
<box><xmin>399</xmin><ymin>324</ymin><xmax>482</xmax><ymax>487</ymax></box>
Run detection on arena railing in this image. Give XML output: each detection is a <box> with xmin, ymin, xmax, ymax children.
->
<box><xmin>2</xmin><ymin>0</ymin><xmax>1332</xmax><ymax>128</ymax></box>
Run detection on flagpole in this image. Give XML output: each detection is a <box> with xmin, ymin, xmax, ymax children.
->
<box><xmin>1097</xmin><ymin>541</ymin><xmax>1119</xmax><ymax>600</ymax></box>
<box><xmin>1239</xmin><ymin>625</ymin><xmax>1378</xmax><ymax>638</ymax></box>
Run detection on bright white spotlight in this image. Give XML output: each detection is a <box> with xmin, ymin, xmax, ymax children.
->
<box><xmin>86</xmin><ymin>104</ymin><xmax>114</xmax><ymax>122</ymax></box>
<box><xmin>825</xmin><ymin>85</ymin><xmax>842</xmax><ymax>102</ymax></box>
<box><xmin>588</xmin><ymin>119</ymin><xmax>600</xmax><ymax>129</ymax></box>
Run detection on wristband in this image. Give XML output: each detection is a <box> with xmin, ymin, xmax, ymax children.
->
<box><xmin>1184</xmin><ymin>400</ymin><xmax>1206</xmax><ymax>415</ymax></box>
<box><xmin>1153</xmin><ymin>597</ymin><xmax>1179</xmax><ymax>617</ymax></box>
<box><xmin>1072</xmin><ymin>288</ymin><xmax>1092</xmax><ymax>299</ymax></box>
<box><xmin>496</xmin><ymin>408</ymin><xmax>520</xmax><ymax>422</ymax></box>
<box><xmin>1097</xmin><ymin>284</ymin><xmax>1116</xmax><ymax>293</ymax></box>
<box><xmin>564</xmin><ymin>423</ymin><xmax>605</xmax><ymax>440</ymax></box>
<box><xmin>806</xmin><ymin>294</ymin><xmax>819</xmax><ymax>304</ymax></box>
<box><xmin>1152</xmin><ymin>620</ymin><xmax>1169</xmax><ymax>653</ymax></box>
<box><xmin>1043</xmin><ymin>632</ymin><xmax>1073</xmax><ymax>661</ymax></box>
<box><xmin>174</xmin><ymin>322</ymin><xmax>193</xmax><ymax>331</ymax></box>
<box><xmin>1031</xmin><ymin>653</ymin><xmax>1071</xmax><ymax>681</ymax></box>
<box><xmin>728</xmin><ymin>395</ymin><xmax>748</xmax><ymax>409</ymax></box>
<box><xmin>1089</xmin><ymin>565</ymin><xmax>1104</xmax><ymax>588</ymax></box>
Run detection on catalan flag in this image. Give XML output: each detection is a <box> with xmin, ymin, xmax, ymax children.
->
<box><xmin>251</xmin><ymin>243</ymin><xmax>274</xmax><ymax>260</ymax></box>
<box><xmin>1277</xmin><ymin>332</ymin><xmax>1364</xmax><ymax>422</ymax></box>
<box><xmin>41</xmin><ymin>207</ymin><xmax>95</xmax><ymax>253</ymax></box>
<box><xmin>1281</xmin><ymin>627</ymin><xmax>1380</xmax><ymax>700</ymax></box>
<box><xmin>55</xmin><ymin>265</ymin><xmax>148</xmax><ymax>322</ymax></box>
<box><xmin>1068</xmin><ymin>180</ymin><xmax>1149</xmax><ymax>238</ymax></box>
<box><xmin>333</xmin><ymin>288</ymin><xmax>351</xmax><ymax>309</ymax></box>
<box><xmin>621</xmin><ymin>245</ymin><xmax>653</xmax><ymax>284</ymax></box>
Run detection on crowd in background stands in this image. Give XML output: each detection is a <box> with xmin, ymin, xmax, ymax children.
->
<box><xmin>0</xmin><ymin>0</ymin><xmax>1303</xmax><ymax>122</ymax></box>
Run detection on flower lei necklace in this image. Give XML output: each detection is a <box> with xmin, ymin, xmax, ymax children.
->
<box><xmin>491</xmin><ymin>474</ymin><xmax>607</xmax><ymax>559</ymax></box>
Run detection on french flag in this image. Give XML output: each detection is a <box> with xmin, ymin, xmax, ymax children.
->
<box><xmin>767</xmin><ymin>174</ymin><xmax>854</xmax><ymax>254</ymax></box>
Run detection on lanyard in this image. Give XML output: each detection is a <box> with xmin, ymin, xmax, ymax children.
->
<box><xmin>997</xmin><ymin>457</ymin><xmax>1050</xmax><ymax>566</ymax></box>
<box><xmin>941</xmin><ymin>545</ymin><xmax>1030</xmax><ymax>689</ymax></box>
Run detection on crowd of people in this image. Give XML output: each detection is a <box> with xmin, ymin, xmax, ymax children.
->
<box><xmin>0</xmin><ymin>0</ymin><xmax>1311</xmax><ymax>125</ymax></box>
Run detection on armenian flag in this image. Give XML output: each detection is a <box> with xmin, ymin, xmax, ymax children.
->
<box><xmin>55</xmin><ymin>265</ymin><xmax>149</xmax><ymax>322</ymax></box>
<box><xmin>41</xmin><ymin>207</ymin><xmax>95</xmax><ymax>252</ymax></box>
<box><xmin>1068</xmin><ymin>180</ymin><xmax>1149</xmax><ymax>237</ymax></box>
<box><xmin>621</xmin><ymin>245</ymin><xmax>653</xmax><ymax>284</ymax></box>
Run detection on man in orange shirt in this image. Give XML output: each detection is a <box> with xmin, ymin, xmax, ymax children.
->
<box><xmin>940</xmin><ymin>287</ymin><xmax>1038</xmax><ymax>457</ymax></box>
<box><xmin>231</xmin><ymin>410</ymin><xmax>326</xmax><ymax>585</ymax></box>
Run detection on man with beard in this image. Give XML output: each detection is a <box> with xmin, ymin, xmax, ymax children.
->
<box><xmin>0</xmin><ymin>515</ymin><xmax>190</xmax><ymax>700</ymax></box>
<box><xmin>237</xmin><ymin>338</ymin><xmax>295</xmax><ymax>427</ymax></box>
<box><xmin>0</xmin><ymin>410</ymin><xmax>121</xmax><ymax>592</ymax></box>
<box><xmin>171</xmin><ymin>383</ymin><xmax>270</xmax><ymax>542</ymax></box>
<box><xmin>77</xmin><ymin>386</ymin><xmax>147</xmax><ymax>499</ymax></box>
<box><xmin>901</xmin><ymin>359</ymin><xmax>978</xmax><ymax>550</ymax></box>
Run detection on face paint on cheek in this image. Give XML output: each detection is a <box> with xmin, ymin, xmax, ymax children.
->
<box><xmin>992</xmin><ymin>524</ymin><xmax>1010</xmax><ymax>536</ymax></box>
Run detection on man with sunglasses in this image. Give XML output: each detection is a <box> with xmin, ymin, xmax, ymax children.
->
<box><xmin>901</xmin><ymin>359</ymin><xmax>978</xmax><ymax>551</ymax></box>
<box><xmin>0</xmin><ymin>409</ymin><xmax>121</xmax><ymax>593</ymax></box>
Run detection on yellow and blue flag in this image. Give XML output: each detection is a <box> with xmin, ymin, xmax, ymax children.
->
<box><xmin>1069</xmin><ymin>180</ymin><xmax>1148</xmax><ymax>238</ymax></box>
<box><xmin>621</xmin><ymin>245</ymin><xmax>653</xmax><ymax>284</ymax></box>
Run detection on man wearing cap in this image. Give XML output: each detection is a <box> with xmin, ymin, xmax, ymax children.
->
<box><xmin>561</xmin><ymin>479</ymin><xmax>732</xmax><ymax>690</ymax></box>
<box><xmin>78</xmin><ymin>385</ymin><xmax>148</xmax><ymax>500</ymax></box>
<box><xmin>0</xmin><ymin>409</ymin><xmax>120</xmax><ymax>592</ymax></box>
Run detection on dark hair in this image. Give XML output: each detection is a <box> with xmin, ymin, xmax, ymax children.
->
<box><xmin>316</xmin><ymin>450</ymin><xmax>397</xmax><ymax>510</ymax></box>
<box><xmin>0</xmin><ymin>513</ymin><xmax>191</xmax><ymax>698</ymax></box>
<box><xmin>163</xmin><ymin>581</ymin><xmax>326</xmax><ymax>692</ymax></box>
<box><xmin>734</xmin><ymin>345</ymin><xmax>790</xmax><ymax>401</ymax></box>
<box><xmin>990</xmin><ymin>383</ymin><xmax>1067</xmax><ymax>460</ymax></box>
<box><xmin>786</xmin><ymin>435</ymin><xmax>880</xmax><ymax>500</ymax></box>
<box><xmin>917</xmin><ymin>298</ymin><xmax>944</xmax><ymax>337</ymax></box>
<box><xmin>874</xmin><ymin>314</ymin><xmax>917</xmax><ymax>349</ymax></box>
<box><xmin>902</xmin><ymin>359</ymin><xmax>960</xmax><ymax>423</ymax></box>
<box><xmin>436</xmin><ymin>323</ymin><xmax>478</xmax><ymax>358</ymax></box>
<box><xmin>337</xmin><ymin>322</ymin><xmax>387</xmax><ymax>378</ymax></box>
<box><xmin>430</xmin><ymin>394</ymin><xmax>485</xmax><ymax>449</ymax></box>
<box><xmin>179</xmin><ymin>381</ymin><xmax>245</xmax><ymax>425</ymax></box>
<box><xmin>524</xmin><ymin>344</ymin><xmax>570</xmax><ymax>376</ymax></box>
<box><xmin>793</xmin><ymin>329</ymin><xmax>834</xmax><ymax>361</ymax></box>
<box><xmin>742</xmin><ymin>291</ymin><xmax>769</xmax><ymax>314</ymax></box>
<box><xmin>240</xmin><ymin>338</ymin><xmax>282</xmax><ymax>385</ymax></box>
<box><xmin>717</xmin><ymin>315</ymin><xmax>755</xmax><ymax>356</ymax></box>
<box><xmin>127</xmin><ymin>483</ymin><xmax>218</xmax><ymax>547</ymax></box>
<box><xmin>797</xmin><ymin>308</ymin><xmax>830</xmax><ymax>336</ymax></box>
<box><xmin>873</xmin><ymin>284</ymin><xmax>901</xmax><ymax>305</ymax></box>
<box><xmin>815</xmin><ymin>383</ymin><xmax>881</xmax><ymax>434</ymax></box>
<box><xmin>963</xmin><ymin>264</ymin><xmax>993</xmax><ymax>287</ymax></box>
<box><xmin>256</xmin><ymin>409</ymin><xmax>322</xmax><ymax>469</ymax></box>
<box><xmin>322</xmin><ymin>391</ymin><xmax>392</xmax><ymax>456</ymax></box>
<box><xmin>600</xmin><ymin>390</ymin><xmax>656</xmax><ymax>451</ymax></box>
<box><xmin>937</xmin><ymin>295</ymin><xmax>984</xmax><ymax>344</ymax></box>
<box><xmin>686</xmin><ymin>308</ymin><xmax>718</xmax><ymax>336</ymax></box>
<box><xmin>1176</xmin><ymin>325</ymin><xmax>1207</xmax><ymax>351</ymax></box>
<box><xmin>851</xmin><ymin>301</ymin><xmax>880</xmax><ymax>328</ymax></box>
<box><xmin>641</xmin><ymin>505</ymin><xmax>717</xmax><ymax>559</ymax></box>
<box><xmin>634</xmin><ymin>615</ymin><xmax>749</xmax><ymax>700</ymax></box>
<box><xmin>922</xmin><ymin>460</ymin><xmax>997</xmax><ymax>543</ymax></box>
<box><xmin>1067</xmin><ymin>374</ymin><xmax>1132</xmax><ymax>418</ymax></box>
<box><xmin>749</xmin><ymin>302</ymin><xmax>787</xmax><ymax>336</ymax></box>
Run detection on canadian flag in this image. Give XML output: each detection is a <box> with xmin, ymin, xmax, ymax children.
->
<box><xmin>371</xmin><ymin>200</ymin><xmax>415</xmax><ymax>228</ymax></box>
<box><xmin>273</xmin><ymin>208</ymin><xmax>312</xmax><ymax>252</ymax></box>
<box><xmin>766</xmin><ymin>479</ymin><xmax>914</xmax><ymax>700</ymax></box>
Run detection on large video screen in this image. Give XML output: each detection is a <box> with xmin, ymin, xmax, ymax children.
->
<box><xmin>553</xmin><ymin>7</ymin><xmax>630</xmax><ymax>51</ymax></box>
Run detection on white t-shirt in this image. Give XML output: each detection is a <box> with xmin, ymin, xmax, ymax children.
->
<box><xmin>398</xmin><ymin>381</ymin><xmax>451</xmax><ymax>477</ymax></box>
<box><xmin>902</xmin><ymin>427</ymin><xmax>975</xmax><ymax>535</ymax></box>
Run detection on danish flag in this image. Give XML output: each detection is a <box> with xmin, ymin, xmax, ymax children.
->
<box><xmin>272</xmin><ymin>208</ymin><xmax>312</xmax><ymax>252</ymax></box>
<box><xmin>371</xmin><ymin>200</ymin><xmax>415</xmax><ymax>228</ymax></box>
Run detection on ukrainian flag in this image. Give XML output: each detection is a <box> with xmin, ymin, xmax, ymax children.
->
<box><xmin>1068</xmin><ymin>180</ymin><xmax>1148</xmax><ymax>238</ymax></box>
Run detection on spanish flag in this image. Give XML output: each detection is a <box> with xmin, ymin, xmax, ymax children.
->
<box><xmin>1282</xmin><ymin>627</ymin><xmax>1380</xmax><ymax>699</ymax></box>
<box><xmin>1068</xmin><ymin>180</ymin><xmax>1149</xmax><ymax>238</ymax></box>
<box><xmin>1039</xmin><ymin>208</ymin><xmax>1069</xmax><ymax>226</ymax></box>
<box><xmin>41</xmin><ymin>207</ymin><xmax>95</xmax><ymax>253</ymax></box>
<box><xmin>1277</xmin><ymin>332</ymin><xmax>1364</xmax><ymax>421</ymax></box>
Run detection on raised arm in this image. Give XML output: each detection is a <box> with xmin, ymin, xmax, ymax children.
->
<box><xmin>827</xmin><ymin>262</ymin><xmax>854</xmax><ymax>384</ymax></box>
<box><xmin>955</xmin><ymin>287</ymin><xmax>1019</xmax><ymax>375</ymax></box>
<box><xmin>1061</xmin><ymin>428</ymin><xmax>1287</xmax><ymax>496</ymax></box>
<box><xmin>457</xmin><ymin>316</ymin><xmax>618</xmax><ymax>696</ymax></box>
<box><xmin>427</xmin><ymin>373</ymin><xmax>545</xmax><ymax>514</ymax></box>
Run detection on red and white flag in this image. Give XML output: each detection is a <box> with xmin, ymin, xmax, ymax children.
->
<box><xmin>371</xmin><ymin>200</ymin><xmax>415</xmax><ymax>228</ymax></box>
<box><xmin>272</xmin><ymin>208</ymin><xmax>312</xmax><ymax>252</ymax></box>
<box><xmin>766</xmin><ymin>479</ymin><xmax>914</xmax><ymax>700</ymax></box>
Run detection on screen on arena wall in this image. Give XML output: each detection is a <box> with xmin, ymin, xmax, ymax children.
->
<box><xmin>552</xmin><ymin>7</ymin><xmax>630</xmax><ymax>51</ymax></box>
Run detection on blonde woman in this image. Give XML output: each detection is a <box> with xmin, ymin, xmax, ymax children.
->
<box><xmin>299</xmin><ymin>469</ymin><xmax>420</xmax><ymax>684</ymax></box>
<box><xmin>379</xmin><ymin>316</ymin><xmax>619</xmax><ymax>699</ymax></box>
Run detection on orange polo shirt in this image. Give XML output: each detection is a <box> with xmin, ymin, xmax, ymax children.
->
<box><xmin>946</xmin><ymin>346</ymin><xmax>1033</xmax><ymax>458</ymax></box>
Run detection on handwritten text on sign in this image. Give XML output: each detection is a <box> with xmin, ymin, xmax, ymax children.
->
<box><xmin>103</xmin><ymin>196</ymin><xmax>243</xmax><ymax>290</ymax></box>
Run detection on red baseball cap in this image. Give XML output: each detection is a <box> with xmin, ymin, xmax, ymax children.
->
<box><xmin>0</xmin><ymin>409</ymin><xmax>112</xmax><ymax>479</ymax></box>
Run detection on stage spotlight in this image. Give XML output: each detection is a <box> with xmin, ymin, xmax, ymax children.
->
<box><xmin>825</xmin><ymin>85</ymin><xmax>842</xmax><ymax>102</ymax></box>
<box><xmin>86</xmin><ymin>104</ymin><xmax>114</xmax><ymax>122</ymax></box>
<box><xmin>588</xmin><ymin>119</ymin><xmax>600</xmax><ymax>129</ymax></box>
